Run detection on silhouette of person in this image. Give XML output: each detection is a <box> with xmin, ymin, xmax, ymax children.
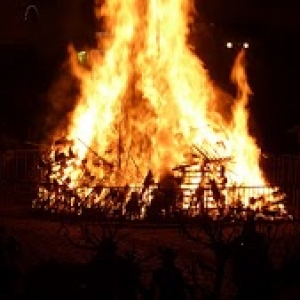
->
<box><xmin>0</xmin><ymin>228</ymin><xmax>21</xmax><ymax>295</ymax></box>
<box><xmin>86</xmin><ymin>237</ymin><xmax>119</xmax><ymax>299</ymax></box>
<box><xmin>142</xmin><ymin>170</ymin><xmax>155</xmax><ymax>195</ymax></box>
<box><xmin>121</xmin><ymin>250</ymin><xmax>146</xmax><ymax>300</ymax></box>
<box><xmin>126</xmin><ymin>191</ymin><xmax>141</xmax><ymax>219</ymax></box>
<box><xmin>6</xmin><ymin>235</ymin><xmax>22</xmax><ymax>266</ymax></box>
<box><xmin>0</xmin><ymin>226</ymin><xmax>6</xmax><ymax>266</ymax></box>
<box><xmin>86</xmin><ymin>237</ymin><xmax>141</xmax><ymax>299</ymax></box>
<box><xmin>150</xmin><ymin>247</ymin><xmax>187</xmax><ymax>300</ymax></box>
<box><xmin>231</xmin><ymin>215</ymin><xmax>270</xmax><ymax>299</ymax></box>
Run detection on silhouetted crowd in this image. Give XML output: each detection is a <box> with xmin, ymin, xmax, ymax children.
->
<box><xmin>0</xmin><ymin>217</ymin><xmax>299</xmax><ymax>300</ymax></box>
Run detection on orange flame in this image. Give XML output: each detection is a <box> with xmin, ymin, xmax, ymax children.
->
<box><xmin>230</xmin><ymin>50</ymin><xmax>264</xmax><ymax>186</ymax></box>
<box><xmin>56</xmin><ymin>0</ymin><xmax>276</xmax><ymax>210</ymax></box>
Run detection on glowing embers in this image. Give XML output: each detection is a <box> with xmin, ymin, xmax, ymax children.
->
<box><xmin>176</xmin><ymin>164</ymin><xmax>288</xmax><ymax>220</ymax></box>
<box><xmin>32</xmin><ymin>139</ymin><xmax>290</xmax><ymax>221</ymax></box>
<box><xmin>33</xmin><ymin>138</ymin><xmax>148</xmax><ymax>217</ymax></box>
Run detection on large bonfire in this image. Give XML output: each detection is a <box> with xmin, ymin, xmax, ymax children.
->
<box><xmin>35</xmin><ymin>0</ymin><xmax>287</xmax><ymax>218</ymax></box>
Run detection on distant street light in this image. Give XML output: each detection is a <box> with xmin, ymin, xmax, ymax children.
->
<box><xmin>226</xmin><ymin>41</ymin><xmax>250</xmax><ymax>50</ymax></box>
<box><xmin>226</xmin><ymin>41</ymin><xmax>233</xmax><ymax>49</ymax></box>
<box><xmin>243</xmin><ymin>42</ymin><xmax>249</xmax><ymax>49</ymax></box>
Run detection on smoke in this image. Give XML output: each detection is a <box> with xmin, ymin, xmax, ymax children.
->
<box><xmin>40</xmin><ymin>56</ymin><xmax>80</xmax><ymax>143</ymax></box>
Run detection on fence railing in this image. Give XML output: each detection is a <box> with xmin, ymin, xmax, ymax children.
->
<box><xmin>0</xmin><ymin>149</ymin><xmax>299</xmax><ymax>216</ymax></box>
<box><xmin>0</xmin><ymin>149</ymin><xmax>41</xmax><ymax>183</ymax></box>
<box><xmin>261</xmin><ymin>154</ymin><xmax>300</xmax><ymax>185</ymax></box>
<box><xmin>0</xmin><ymin>149</ymin><xmax>40</xmax><ymax>204</ymax></box>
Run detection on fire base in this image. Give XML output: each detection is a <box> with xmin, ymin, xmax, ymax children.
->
<box><xmin>31</xmin><ymin>184</ymin><xmax>291</xmax><ymax>222</ymax></box>
<box><xmin>33</xmin><ymin>139</ymin><xmax>291</xmax><ymax>222</ymax></box>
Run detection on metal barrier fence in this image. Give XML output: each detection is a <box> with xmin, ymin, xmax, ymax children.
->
<box><xmin>0</xmin><ymin>149</ymin><xmax>41</xmax><ymax>182</ymax></box>
<box><xmin>0</xmin><ymin>149</ymin><xmax>299</xmax><ymax>217</ymax></box>
<box><xmin>261</xmin><ymin>154</ymin><xmax>300</xmax><ymax>185</ymax></box>
<box><xmin>33</xmin><ymin>184</ymin><xmax>291</xmax><ymax>218</ymax></box>
<box><xmin>0</xmin><ymin>149</ymin><xmax>40</xmax><ymax>205</ymax></box>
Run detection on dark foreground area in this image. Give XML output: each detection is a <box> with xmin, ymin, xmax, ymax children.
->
<box><xmin>1</xmin><ymin>202</ymin><xmax>300</xmax><ymax>300</ymax></box>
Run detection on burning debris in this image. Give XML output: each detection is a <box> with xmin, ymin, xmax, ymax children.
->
<box><xmin>32</xmin><ymin>138</ymin><xmax>289</xmax><ymax>220</ymax></box>
<box><xmin>33</xmin><ymin>0</ymin><xmax>291</xmax><ymax>220</ymax></box>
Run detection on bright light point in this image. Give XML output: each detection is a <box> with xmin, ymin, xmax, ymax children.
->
<box><xmin>226</xmin><ymin>42</ymin><xmax>233</xmax><ymax>49</ymax></box>
<box><xmin>77</xmin><ymin>51</ymin><xmax>87</xmax><ymax>64</ymax></box>
<box><xmin>243</xmin><ymin>42</ymin><xmax>249</xmax><ymax>49</ymax></box>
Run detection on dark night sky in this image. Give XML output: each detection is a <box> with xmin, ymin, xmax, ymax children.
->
<box><xmin>194</xmin><ymin>0</ymin><xmax>300</xmax><ymax>153</ymax></box>
<box><xmin>0</xmin><ymin>0</ymin><xmax>299</xmax><ymax>153</ymax></box>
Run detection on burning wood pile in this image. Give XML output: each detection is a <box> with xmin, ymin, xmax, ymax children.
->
<box><xmin>173</xmin><ymin>145</ymin><xmax>289</xmax><ymax>220</ymax></box>
<box><xmin>32</xmin><ymin>138</ymin><xmax>290</xmax><ymax>221</ymax></box>
<box><xmin>33</xmin><ymin>0</ymin><xmax>291</xmax><ymax>221</ymax></box>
